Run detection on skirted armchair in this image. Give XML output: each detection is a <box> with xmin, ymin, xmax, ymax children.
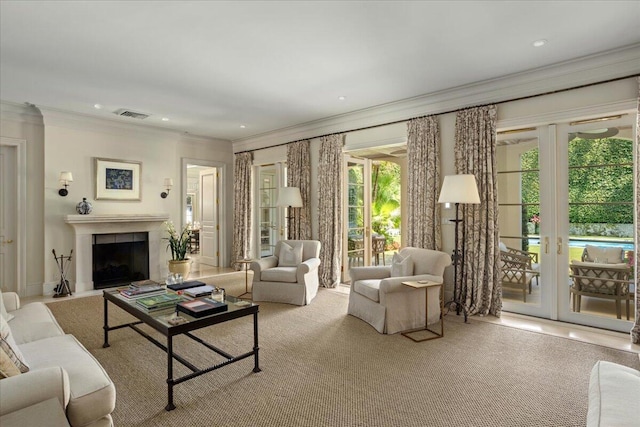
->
<box><xmin>347</xmin><ymin>247</ymin><xmax>452</xmax><ymax>334</ymax></box>
<box><xmin>250</xmin><ymin>240</ymin><xmax>321</xmax><ymax>306</ymax></box>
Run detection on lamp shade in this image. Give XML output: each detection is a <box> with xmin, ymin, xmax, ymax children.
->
<box><xmin>277</xmin><ymin>187</ymin><xmax>303</xmax><ymax>207</ymax></box>
<box><xmin>164</xmin><ymin>178</ymin><xmax>174</xmax><ymax>187</ymax></box>
<box><xmin>59</xmin><ymin>171</ymin><xmax>73</xmax><ymax>183</ymax></box>
<box><xmin>437</xmin><ymin>174</ymin><xmax>480</xmax><ymax>204</ymax></box>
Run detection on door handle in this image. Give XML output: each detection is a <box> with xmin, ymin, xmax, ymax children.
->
<box><xmin>1</xmin><ymin>239</ymin><xmax>13</xmax><ymax>244</ymax></box>
<box><xmin>544</xmin><ymin>236</ymin><xmax>549</xmax><ymax>254</ymax></box>
<box><xmin>557</xmin><ymin>237</ymin><xmax>563</xmax><ymax>255</ymax></box>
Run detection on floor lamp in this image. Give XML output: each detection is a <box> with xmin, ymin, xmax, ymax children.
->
<box><xmin>437</xmin><ymin>174</ymin><xmax>480</xmax><ymax>323</ymax></box>
<box><xmin>277</xmin><ymin>187</ymin><xmax>303</xmax><ymax>240</ymax></box>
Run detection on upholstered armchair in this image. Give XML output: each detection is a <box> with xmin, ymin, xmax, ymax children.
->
<box><xmin>250</xmin><ymin>240</ymin><xmax>321</xmax><ymax>306</ymax></box>
<box><xmin>347</xmin><ymin>247</ymin><xmax>452</xmax><ymax>334</ymax></box>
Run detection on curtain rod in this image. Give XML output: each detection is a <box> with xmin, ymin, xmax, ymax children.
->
<box><xmin>236</xmin><ymin>73</ymin><xmax>639</xmax><ymax>155</ymax></box>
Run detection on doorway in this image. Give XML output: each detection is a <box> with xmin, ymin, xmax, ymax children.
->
<box><xmin>497</xmin><ymin>112</ymin><xmax>636</xmax><ymax>332</ymax></box>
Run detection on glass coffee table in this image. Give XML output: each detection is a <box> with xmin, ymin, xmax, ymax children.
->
<box><xmin>102</xmin><ymin>290</ymin><xmax>260</xmax><ymax>411</ymax></box>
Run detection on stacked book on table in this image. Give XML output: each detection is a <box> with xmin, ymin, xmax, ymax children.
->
<box><xmin>116</xmin><ymin>280</ymin><xmax>184</xmax><ymax>312</ymax></box>
<box><xmin>136</xmin><ymin>292</ymin><xmax>184</xmax><ymax>313</ymax></box>
<box><xmin>177</xmin><ymin>298</ymin><xmax>227</xmax><ymax>318</ymax></box>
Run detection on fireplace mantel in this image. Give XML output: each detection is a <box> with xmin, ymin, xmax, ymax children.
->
<box><xmin>65</xmin><ymin>214</ymin><xmax>169</xmax><ymax>293</ymax></box>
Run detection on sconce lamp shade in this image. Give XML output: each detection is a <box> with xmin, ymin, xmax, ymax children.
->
<box><xmin>437</xmin><ymin>174</ymin><xmax>480</xmax><ymax>204</ymax></box>
<box><xmin>164</xmin><ymin>178</ymin><xmax>174</xmax><ymax>188</ymax></box>
<box><xmin>277</xmin><ymin>187</ymin><xmax>303</xmax><ymax>207</ymax></box>
<box><xmin>59</xmin><ymin>171</ymin><xmax>73</xmax><ymax>184</ymax></box>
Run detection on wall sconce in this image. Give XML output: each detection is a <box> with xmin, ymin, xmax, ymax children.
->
<box><xmin>58</xmin><ymin>171</ymin><xmax>73</xmax><ymax>196</ymax></box>
<box><xmin>160</xmin><ymin>178</ymin><xmax>173</xmax><ymax>198</ymax></box>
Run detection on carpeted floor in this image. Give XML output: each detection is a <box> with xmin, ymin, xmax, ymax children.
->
<box><xmin>47</xmin><ymin>288</ymin><xmax>639</xmax><ymax>427</ymax></box>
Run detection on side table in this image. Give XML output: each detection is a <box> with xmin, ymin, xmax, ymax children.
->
<box><xmin>236</xmin><ymin>259</ymin><xmax>253</xmax><ymax>298</ymax></box>
<box><xmin>400</xmin><ymin>280</ymin><xmax>444</xmax><ymax>342</ymax></box>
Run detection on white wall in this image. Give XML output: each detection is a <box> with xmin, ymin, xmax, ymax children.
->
<box><xmin>1</xmin><ymin>102</ymin><xmax>233</xmax><ymax>295</ymax></box>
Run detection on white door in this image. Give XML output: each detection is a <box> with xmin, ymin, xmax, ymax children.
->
<box><xmin>342</xmin><ymin>156</ymin><xmax>372</xmax><ymax>282</ymax></box>
<box><xmin>555</xmin><ymin>115</ymin><xmax>636</xmax><ymax>332</ymax></box>
<box><xmin>0</xmin><ymin>145</ymin><xmax>17</xmax><ymax>292</ymax></box>
<box><xmin>199</xmin><ymin>168</ymin><xmax>219</xmax><ymax>266</ymax></box>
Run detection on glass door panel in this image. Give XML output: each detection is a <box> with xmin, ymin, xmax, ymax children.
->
<box><xmin>497</xmin><ymin>131</ymin><xmax>550</xmax><ymax>317</ymax></box>
<box><xmin>257</xmin><ymin>165</ymin><xmax>281</xmax><ymax>258</ymax></box>
<box><xmin>343</xmin><ymin>156</ymin><xmax>371</xmax><ymax>282</ymax></box>
<box><xmin>557</xmin><ymin>118</ymin><xmax>635</xmax><ymax>331</ymax></box>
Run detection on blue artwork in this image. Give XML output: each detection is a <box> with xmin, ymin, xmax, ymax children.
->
<box><xmin>105</xmin><ymin>168</ymin><xmax>133</xmax><ymax>190</ymax></box>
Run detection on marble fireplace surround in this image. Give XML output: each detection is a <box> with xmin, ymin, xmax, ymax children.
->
<box><xmin>65</xmin><ymin>214</ymin><xmax>169</xmax><ymax>293</ymax></box>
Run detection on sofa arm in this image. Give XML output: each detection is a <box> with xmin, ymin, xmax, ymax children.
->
<box><xmin>0</xmin><ymin>367</ymin><xmax>70</xmax><ymax>416</ymax></box>
<box><xmin>379</xmin><ymin>274</ymin><xmax>444</xmax><ymax>295</ymax></box>
<box><xmin>1</xmin><ymin>292</ymin><xmax>20</xmax><ymax>312</ymax></box>
<box><xmin>250</xmin><ymin>256</ymin><xmax>278</xmax><ymax>281</ymax></box>
<box><xmin>349</xmin><ymin>266</ymin><xmax>391</xmax><ymax>282</ymax></box>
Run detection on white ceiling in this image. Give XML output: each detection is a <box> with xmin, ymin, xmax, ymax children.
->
<box><xmin>1</xmin><ymin>1</ymin><xmax>639</xmax><ymax>142</ymax></box>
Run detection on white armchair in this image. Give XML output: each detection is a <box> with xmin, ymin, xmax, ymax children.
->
<box><xmin>347</xmin><ymin>247</ymin><xmax>452</xmax><ymax>334</ymax></box>
<box><xmin>250</xmin><ymin>240</ymin><xmax>321</xmax><ymax>306</ymax></box>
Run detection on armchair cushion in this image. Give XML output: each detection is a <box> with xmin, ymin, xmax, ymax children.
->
<box><xmin>582</xmin><ymin>245</ymin><xmax>624</xmax><ymax>263</ymax></box>
<box><xmin>278</xmin><ymin>242</ymin><xmax>303</xmax><ymax>267</ymax></box>
<box><xmin>262</xmin><ymin>266</ymin><xmax>298</xmax><ymax>283</ymax></box>
<box><xmin>353</xmin><ymin>279</ymin><xmax>382</xmax><ymax>302</ymax></box>
<box><xmin>390</xmin><ymin>252</ymin><xmax>413</xmax><ymax>277</ymax></box>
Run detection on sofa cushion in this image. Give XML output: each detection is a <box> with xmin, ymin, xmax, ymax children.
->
<box><xmin>391</xmin><ymin>252</ymin><xmax>413</xmax><ymax>277</ymax></box>
<box><xmin>0</xmin><ymin>344</ymin><xmax>22</xmax><ymax>378</ymax></box>
<box><xmin>7</xmin><ymin>302</ymin><xmax>65</xmax><ymax>345</ymax></box>
<box><xmin>587</xmin><ymin>360</ymin><xmax>640</xmax><ymax>427</ymax></box>
<box><xmin>278</xmin><ymin>242</ymin><xmax>303</xmax><ymax>267</ymax></box>
<box><xmin>19</xmin><ymin>334</ymin><xmax>116</xmax><ymax>427</ymax></box>
<box><xmin>353</xmin><ymin>279</ymin><xmax>381</xmax><ymax>302</ymax></box>
<box><xmin>262</xmin><ymin>267</ymin><xmax>298</xmax><ymax>283</ymax></box>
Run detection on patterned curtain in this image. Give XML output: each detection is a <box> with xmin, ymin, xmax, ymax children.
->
<box><xmin>318</xmin><ymin>134</ymin><xmax>344</xmax><ymax>288</ymax></box>
<box><xmin>406</xmin><ymin>116</ymin><xmax>441</xmax><ymax>250</ymax></box>
<box><xmin>632</xmin><ymin>77</ymin><xmax>640</xmax><ymax>344</ymax></box>
<box><xmin>454</xmin><ymin>105</ymin><xmax>501</xmax><ymax>317</ymax></box>
<box><xmin>232</xmin><ymin>152</ymin><xmax>252</xmax><ymax>270</ymax></box>
<box><xmin>287</xmin><ymin>140</ymin><xmax>311</xmax><ymax>240</ymax></box>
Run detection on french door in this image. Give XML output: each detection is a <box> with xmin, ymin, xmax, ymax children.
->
<box><xmin>342</xmin><ymin>156</ymin><xmax>371</xmax><ymax>282</ymax></box>
<box><xmin>499</xmin><ymin>112</ymin><xmax>636</xmax><ymax>332</ymax></box>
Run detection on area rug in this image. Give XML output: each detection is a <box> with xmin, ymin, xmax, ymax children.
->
<box><xmin>47</xmin><ymin>289</ymin><xmax>639</xmax><ymax>427</ymax></box>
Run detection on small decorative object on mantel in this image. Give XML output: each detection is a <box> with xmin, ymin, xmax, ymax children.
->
<box><xmin>76</xmin><ymin>197</ymin><xmax>93</xmax><ymax>215</ymax></box>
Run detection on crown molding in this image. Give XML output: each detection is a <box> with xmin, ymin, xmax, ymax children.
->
<box><xmin>0</xmin><ymin>100</ymin><xmax>45</xmax><ymax>126</ymax></box>
<box><xmin>232</xmin><ymin>44</ymin><xmax>640</xmax><ymax>153</ymax></box>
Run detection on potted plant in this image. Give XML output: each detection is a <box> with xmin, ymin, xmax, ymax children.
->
<box><xmin>164</xmin><ymin>221</ymin><xmax>192</xmax><ymax>278</ymax></box>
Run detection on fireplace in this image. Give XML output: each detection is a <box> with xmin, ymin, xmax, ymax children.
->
<box><xmin>92</xmin><ymin>232</ymin><xmax>149</xmax><ymax>289</ymax></box>
<box><xmin>65</xmin><ymin>214</ymin><xmax>169</xmax><ymax>293</ymax></box>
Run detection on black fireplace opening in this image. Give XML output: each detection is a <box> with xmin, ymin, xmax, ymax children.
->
<box><xmin>92</xmin><ymin>232</ymin><xmax>149</xmax><ymax>289</ymax></box>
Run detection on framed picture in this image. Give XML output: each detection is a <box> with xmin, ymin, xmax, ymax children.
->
<box><xmin>95</xmin><ymin>158</ymin><xmax>142</xmax><ymax>200</ymax></box>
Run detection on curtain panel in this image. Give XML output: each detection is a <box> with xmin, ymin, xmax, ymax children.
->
<box><xmin>406</xmin><ymin>116</ymin><xmax>442</xmax><ymax>250</ymax></box>
<box><xmin>287</xmin><ymin>140</ymin><xmax>312</xmax><ymax>240</ymax></box>
<box><xmin>454</xmin><ymin>105</ymin><xmax>501</xmax><ymax>317</ymax></box>
<box><xmin>632</xmin><ymin>77</ymin><xmax>640</xmax><ymax>344</ymax></box>
<box><xmin>318</xmin><ymin>134</ymin><xmax>344</xmax><ymax>288</ymax></box>
<box><xmin>232</xmin><ymin>152</ymin><xmax>253</xmax><ymax>270</ymax></box>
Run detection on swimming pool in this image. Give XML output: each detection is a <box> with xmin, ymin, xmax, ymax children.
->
<box><xmin>528</xmin><ymin>238</ymin><xmax>635</xmax><ymax>251</ymax></box>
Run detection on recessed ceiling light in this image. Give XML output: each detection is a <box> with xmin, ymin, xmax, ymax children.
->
<box><xmin>240</xmin><ymin>125</ymin><xmax>246</xmax><ymax>129</ymax></box>
<box><xmin>94</xmin><ymin>104</ymin><xmax>103</xmax><ymax>109</ymax></box>
<box><xmin>532</xmin><ymin>39</ymin><xmax>547</xmax><ymax>47</ymax></box>
<box><xmin>338</xmin><ymin>96</ymin><xmax>346</xmax><ymax>101</ymax></box>
<box><xmin>161</xmin><ymin>117</ymin><xmax>169</xmax><ymax>121</ymax></box>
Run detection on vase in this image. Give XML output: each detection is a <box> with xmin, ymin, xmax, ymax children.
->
<box><xmin>168</xmin><ymin>259</ymin><xmax>191</xmax><ymax>279</ymax></box>
<box><xmin>76</xmin><ymin>197</ymin><xmax>93</xmax><ymax>215</ymax></box>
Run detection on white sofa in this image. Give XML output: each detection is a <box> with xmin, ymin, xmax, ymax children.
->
<box><xmin>587</xmin><ymin>360</ymin><xmax>640</xmax><ymax>427</ymax></box>
<box><xmin>0</xmin><ymin>292</ymin><xmax>115</xmax><ymax>427</ymax></box>
<box><xmin>348</xmin><ymin>247</ymin><xmax>452</xmax><ymax>334</ymax></box>
<box><xmin>250</xmin><ymin>240</ymin><xmax>321</xmax><ymax>306</ymax></box>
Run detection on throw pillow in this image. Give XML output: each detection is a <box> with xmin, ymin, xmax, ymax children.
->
<box><xmin>0</xmin><ymin>315</ymin><xmax>10</xmax><ymax>340</ymax></box>
<box><xmin>278</xmin><ymin>242</ymin><xmax>303</xmax><ymax>267</ymax></box>
<box><xmin>0</xmin><ymin>336</ymin><xmax>29</xmax><ymax>373</ymax></box>
<box><xmin>391</xmin><ymin>252</ymin><xmax>413</xmax><ymax>277</ymax></box>
<box><xmin>0</xmin><ymin>345</ymin><xmax>21</xmax><ymax>378</ymax></box>
<box><xmin>0</xmin><ymin>292</ymin><xmax>15</xmax><ymax>322</ymax></box>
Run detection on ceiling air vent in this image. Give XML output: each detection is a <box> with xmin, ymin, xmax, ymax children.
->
<box><xmin>113</xmin><ymin>109</ymin><xmax>149</xmax><ymax>120</ymax></box>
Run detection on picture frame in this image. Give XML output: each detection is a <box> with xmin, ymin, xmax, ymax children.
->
<box><xmin>95</xmin><ymin>158</ymin><xmax>142</xmax><ymax>201</ymax></box>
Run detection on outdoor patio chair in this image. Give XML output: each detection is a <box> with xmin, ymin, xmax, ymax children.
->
<box><xmin>500</xmin><ymin>250</ymin><xmax>540</xmax><ymax>302</ymax></box>
<box><xmin>569</xmin><ymin>261</ymin><xmax>631</xmax><ymax>320</ymax></box>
